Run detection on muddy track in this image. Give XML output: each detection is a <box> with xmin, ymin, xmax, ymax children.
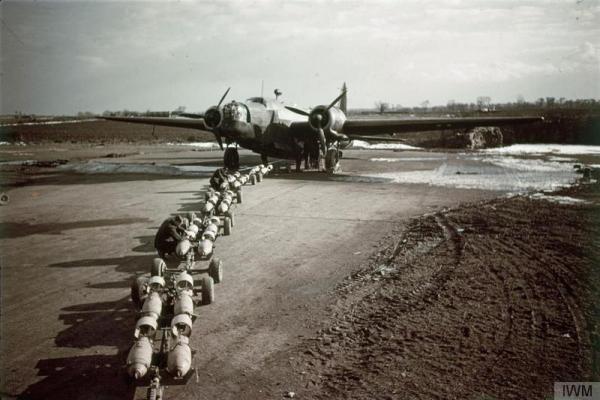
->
<box><xmin>291</xmin><ymin>188</ymin><xmax>600</xmax><ymax>400</ymax></box>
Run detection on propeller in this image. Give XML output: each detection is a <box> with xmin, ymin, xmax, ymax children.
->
<box><xmin>285</xmin><ymin>88</ymin><xmax>347</xmax><ymax>155</ymax></box>
<box><xmin>203</xmin><ymin>87</ymin><xmax>231</xmax><ymax>150</ymax></box>
<box><xmin>217</xmin><ymin>87</ymin><xmax>231</xmax><ymax>107</ymax></box>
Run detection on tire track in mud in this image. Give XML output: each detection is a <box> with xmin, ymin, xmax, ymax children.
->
<box><xmin>292</xmin><ymin>191</ymin><xmax>599</xmax><ymax>400</ymax></box>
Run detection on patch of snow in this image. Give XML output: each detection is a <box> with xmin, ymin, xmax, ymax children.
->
<box><xmin>485</xmin><ymin>157</ymin><xmax>570</xmax><ymax>172</ymax></box>
<box><xmin>0</xmin><ymin>141</ymin><xmax>27</xmax><ymax>146</ymax></box>
<box><xmin>485</xmin><ymin>144</ymin><xmax>600</xmax><ymax>155</ymax></box>
<box><xmin>340</xmin><ymin>156</ymin><xmax>578</xmax><ymax>193</ymax></box>
<box><xmin>0</xmin><ymin>119</ymin><xmax>97</xmax><ymax>127</ymax></box>
<box><xmin>547</xmin><ymin>156</ymin><xmax>577</xmax><ymax>162</ymax></box>
<box><xmin>350</xmin><ymin>140</ymin><xmax>420</xmax><ymax>150</ymax></box>
<box><xmin>369</xmin><ymin>156</ymin><xmax>446</xmax><ymax>162</ymax></box>
<box><xmin>167</xmin><ymin>142</ymin><xmax>221</xmax><ymax>150</ymax></box>
<box><xmin>529</xmin><ymin>193</ymin><xmax>590</xmax><ymax>205</ymax></box>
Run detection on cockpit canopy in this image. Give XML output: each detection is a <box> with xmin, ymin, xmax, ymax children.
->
<box><xmin>247</xmin><ymin>97</ymin><xmax>266</xmax><ymax>106</ymax></box>
<box><xmin>223</xmin><ymin>101</ymin><xmax>249</xmax><ymax>123</ymax></box>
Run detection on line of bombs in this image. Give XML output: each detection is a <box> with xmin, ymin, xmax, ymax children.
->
<box><xmin>125</xmin><ymin>164</ymin><xmax>274</xmax><ymax>388</ymax></box>
<box><xmin>126</xmin><ymin>267</ymin><xmax>196</xmax><ymax>380</ymax></box>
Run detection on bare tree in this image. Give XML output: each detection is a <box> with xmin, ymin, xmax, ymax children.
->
<box><xmin>476</xmin><ymin>96</ymin><xmax>491</xmax><ymax>111</ymax></box>
<box><xmin>375</xmin><ymin>101</ymin><xmax>389</xmax><ymax>114</ymax></box>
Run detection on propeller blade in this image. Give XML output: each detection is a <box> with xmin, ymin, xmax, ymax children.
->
<box><xmin>217</xmin><ymin>87</ymin><xmax>231</xmax><ymax>107</ymax></box>
<box><xmin>214</xmin><ymin>133</ymin><xmax>224</xmax><ymax>150</ymax></box>
<box><xmin>285</xmin><ymin>106</ymin><xmax>310</xmax><ymax>116</ymax></box>
<box><xmin>317</xmin><ymin>128</ymin><xmax>327</xmax><ymax>156</ymax></box>
<box><xmin>327</xmin><ymin>89</ymin><xmax>347</xmax><ymax>110</ymax></box>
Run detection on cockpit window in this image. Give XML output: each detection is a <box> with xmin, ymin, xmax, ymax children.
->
<box><xmin>223</xmin><ymin>102</ymin><xmax>248</xmax><ymax>122</ymax></box>
<box><xmin>247</xmin><ymin>97</ymin><xmax>266</xmax><ymax>106</ymax></box>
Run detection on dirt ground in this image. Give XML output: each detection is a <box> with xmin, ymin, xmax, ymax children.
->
<box><xmin>271</xmin><ymin>183</ymin><xmax>600</xmax><ymax>400</ymax></box>
<box><xmin>1</xmin><ymin>126</ymin><xmax>599</xmax><ymax>400</ymax></box>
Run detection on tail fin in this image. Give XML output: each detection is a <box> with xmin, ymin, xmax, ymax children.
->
<box><xmin>340</xmin><ymin>82</ymin><xmax>347</xmax><ymax>114</ymax></box>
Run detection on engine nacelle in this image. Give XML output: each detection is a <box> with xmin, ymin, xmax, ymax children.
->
<box><xmin>308</xmin><ymin>105</ymin><xmax>346</xmax><ymax>132</ymax></box>
<box><xmin>204</xmin><ymin>106</ymin><xmax>222</xmax><ymax>129</ymax></box>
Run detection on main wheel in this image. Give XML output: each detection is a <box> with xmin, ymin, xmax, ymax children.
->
<box><xmin>201</xmin><ymin>276</ymin><xmax>215</xmax><ymax>305</ymax></box>
<box><xmin>223</xmin><ymin>148</ymin><xmax>240</xmax><ymax>170</ymax></box>
<box><xmin>223</xmin><ymin>216</ymin><xmax>232</xmax><ymax>236</ymax></box>
<box><xmin>208</xmin><ymin>258</ymin><xmax>223</xmax><ymax>284</ymax></box>
<box><xmin>257</xmin><ymin>172</ymin><xmax>263</xmax><ymax>182</ymax></box>
<box><xmin>236</xmin><ymin>189</ymin><xmax>243</xmax><ymax>204</ymax></box>
<box><xmin>325</xmin><ymin>149</ymin><xmax>341</xmax><ymax>173</ymax></box>
<box><xmin>250</xmin><ymin>174</ymin><xmax>257</xmax><ymax>185</ymax></box>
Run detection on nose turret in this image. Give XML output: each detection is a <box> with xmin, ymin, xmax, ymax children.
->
<box><xmin>222</xmin><ymin>101</ymin><xmax>248</xmax><ymax>124</ymax></box>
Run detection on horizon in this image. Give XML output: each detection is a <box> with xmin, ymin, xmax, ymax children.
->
<box><xmin>2</xmin><ymin>0</ymin><xmax>599</xmax><ymax>115</ymax></box>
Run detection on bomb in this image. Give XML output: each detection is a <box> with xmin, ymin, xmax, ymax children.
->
<box><xmin>134</xmin><ymin>315</ymin><xmax>158</xmax><ymax>339</ymax></box>
<box><xmin>175</xmin><ymin>272</ymin><xmax>194</xmax><ymax>292</ymax></box>
<box><xmin>175</xmin><ymin>239</ymin><xmax>193</xmax><ymax>258</ymax></box>
<box><xmin>217</xmin><ymin>192</ymin><xmax>233</xmax><ymax>214</ymax></box>
<box><xmin>197</xmin><ymin>238</ymin><xmax>214</xmax><ymax>256</ymax></box>
<box><xmin>174</xmin><ymin>292</ymin><xmax>194</xmax><ymax>318</ymax></box>
<box><xmin>204</xmin><ymin>188</ymin><xmax>216</xmax><ymax>202</ymax></box>
<box><xmin>185</xmin><ymin>224</ymin><xmax>199</xmax><ymax>239</ymax></box>
<box><xmin>126</xmin><ymin>336</ymin><xmax>153</xmax><ymax>379</ymax></box>
<box><xmin>202</xmin><ymin>201</ymin><xmax>215</xmax><ymax>214</ymax></box>
<box><xmin>203</xmin><ymin>218</ymin><xmax>220</xmax><ymax>240</ymax></box>
<box><xmin>167</xmin><ymin>335</ymin><xmax>192</xmax><ymax>378</ymax></box>
<box><xmin>142</xmin><ymin>291</ymin><xmax>163</xmax><ymax>320</ymax></box>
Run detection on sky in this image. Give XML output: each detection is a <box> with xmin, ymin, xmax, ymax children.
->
<box><xmin>1</xmin><ymin>0</ymin><xmax>599</xmax><ymax>115</ymax></box>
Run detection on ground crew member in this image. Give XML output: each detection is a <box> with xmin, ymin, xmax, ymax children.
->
<box><xmin>210</xmin><ymin>168</ymin><xmax>228</xmax><ymax>190</ymax></box>
<box><xmin>154</xmin><ymin>215</ymin><xmax>186</xmax><ymax>258</ymax></box>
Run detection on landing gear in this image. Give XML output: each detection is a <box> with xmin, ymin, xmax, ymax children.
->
<box><xmin>325</xmin><ymin>149</ymin><xmax>341</xmax><ymax>173</ymax></box>
<box><xmin>224</xmin><ymin>147</ymin><xmax>240</xmax><ymax>170</ymax></box>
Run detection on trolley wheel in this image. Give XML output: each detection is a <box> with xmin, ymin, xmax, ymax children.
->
<box><xmin>208</xmin><ymin>257</ymin><xmax>223</xmax><ymax>284</ymax></box>
<box><xmin>227</xmin><ymin>210</ymin><xmax>235</xmax><ymax>227</ymax></box>
<box><xmin>223</xmin><ymin>217</ymin><xmax>232</xmax><ymax>236</ymax></box>
<box><xmin>151</xmin><ymin>258</ymin><xmax>165</xmax><ymax>277</ymax></box>
<box><xmin>130</xmin><ymin>276</ymin><xmax>146</xmax><ymax>310</ymax></box>
<box><xmin>236</xmin><ymin>189</ymin><xmax>243</xmax><ymax>204</ymax></box>
<box><xmin>201</xmin><ymin>276</ymin><xmax>215</xmax><ymax>305</ymax></box>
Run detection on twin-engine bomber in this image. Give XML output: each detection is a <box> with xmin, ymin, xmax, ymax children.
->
<box><xmin>104</xmin><ymin>85</ymin><xmax>543</xmax><ymax>173</ymax></box>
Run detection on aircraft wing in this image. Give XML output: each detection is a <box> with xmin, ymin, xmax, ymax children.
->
<box><xmin>341</xmin><ymin>116</ymin><xmax>543</xmax><ymax>136</ymax></box>
<box><xmin>102</xmin><ymin>116</ymin><xmax>209</xmax><ymax>131</ymax></box>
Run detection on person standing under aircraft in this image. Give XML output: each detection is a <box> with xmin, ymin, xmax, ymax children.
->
<box><xmin>154</xmin><ymin>215</ymin><xmax>187</xmax><ymax>258</ymax></box>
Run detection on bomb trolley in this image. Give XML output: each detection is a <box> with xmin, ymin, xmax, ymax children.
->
<box><xmin>127</xmin><ymin>247</ymin><xmax>223</xmax><ymax>399</ymax></box>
